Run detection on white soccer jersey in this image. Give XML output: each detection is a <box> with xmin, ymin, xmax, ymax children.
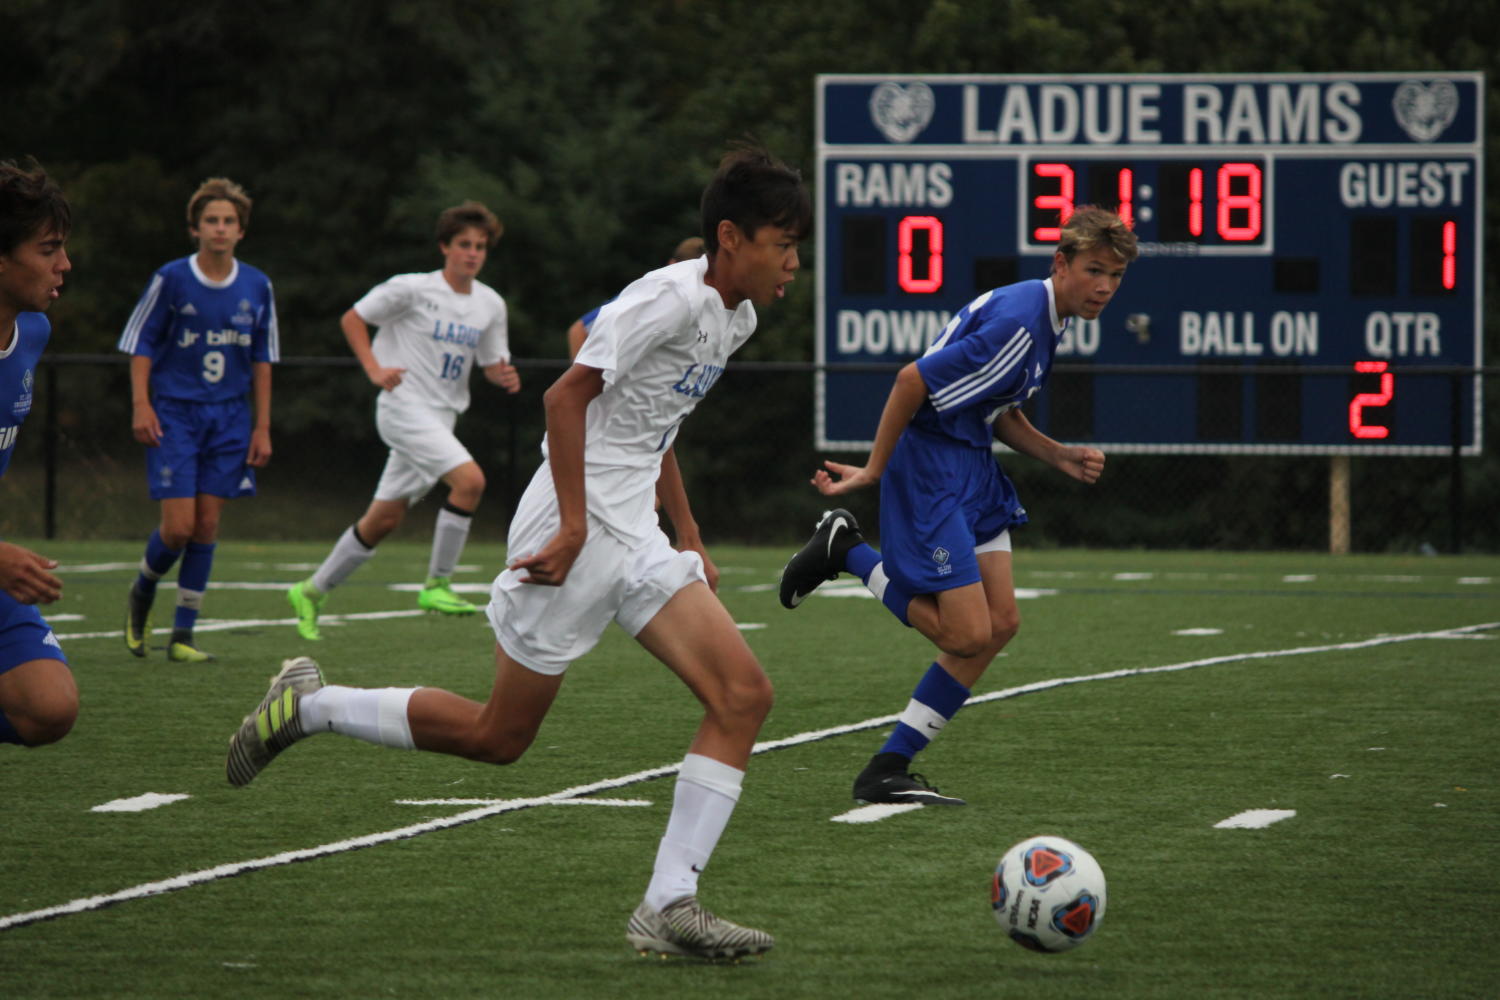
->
<box><xmin>558</xmin><ymin>256</ymin><xmax>756</xmax><ymax>540</ymax></box>
<box><xmin>353</xmin><ymin>270</ymin><xmax>509</xmax><ymax>414</ymax></box>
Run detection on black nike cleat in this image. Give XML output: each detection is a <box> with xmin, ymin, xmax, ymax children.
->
<box><xmin>853</xmin><ymin>755</ymin><xmax>966</xmax><ymax>806</ymax></box>
<box><xmin>779</xmin><ymin>508</ymin><xmax>863</xmax><ymax>609</ymax></box>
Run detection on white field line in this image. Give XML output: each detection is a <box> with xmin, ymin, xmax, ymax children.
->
<box><xmin>4</xmin><ymin>619</ymin><xmax>1495</xmax><ymax>933</ymax></box>
<box><xmin>55</xmin><ymin>609</ymin><xmax>427</xmax><ymax>642</ymax></box>
<box><xmin>1215</xmin><ymin>809</ymin><xmax>1297</xmax><ymax>829</ymax></box>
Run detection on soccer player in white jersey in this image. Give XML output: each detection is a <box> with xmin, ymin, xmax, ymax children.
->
<box><xmin>0</xmin><ymin>161</ymin><xmax>78</xmax><ymax>748</ymax></box>
<box><xmin>227</xmin><ymin>146</ymin><xmax>810</xmax><ymax>960</ymax></box>
<box><xmin>119</xmin><ymin>178</ymin><xmax>279</xmax><ymax>662</ymax></box>
<box><xmin>780</xmin><ymin>207</ymin><xmax>1138</xmax><ymax>806</ymax></box>
<box><xmin>285</xmin><ymin>201</ymin><xmax>520</xmax><ymax>640</ymax></box>
<box><xmin>566</xmin><ymin>235</ymin><xmax>704</xmax><ymax>359</ymax></box>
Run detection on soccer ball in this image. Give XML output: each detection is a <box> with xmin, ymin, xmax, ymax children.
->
<box><xmin>990</xmin><ymin>835</ymin><xmax>1107</xmax><ymax>953</ymax></box>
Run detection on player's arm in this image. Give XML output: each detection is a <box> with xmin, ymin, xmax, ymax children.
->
<box><xmin>509</xmin><ymin>363</ymin><xmax>604</xmax><ymax>586</ymax></box>
<box><xmin>340</xmin><ymin>308</ymin><xmax>404</xmax><ymax>391</ymax></box>
<box><xmin>565</xmin><ymin>319</ymin><xmax>588</xmax><ymax>360</ymax></box>
<box><xmin>247</xmin><ymin>360</ymin><xmax>272</xmax><ymax>467</ymax></box>
<box><xmin>0</xmin><ymin>540</ymin><xmax>62</xmax><ymax>605</ymax></box>
<box><xmin>992</xmin><ymin>408</ymin><xmax>1104</xmax><ymax>485</ymax></box>
<box><xmin>812</xmin><ymin>360</ymin><xmax>929</xmax><ymax>497</ymax></box>
<box><xmin>655</xmin><ymin>445</ymin><xmax>718</xmax><ymax>591</ymax></box>
<box><xmin>128</xmin><ymin>354</ymin><xmax>161</xmax><ymax>447</ymax></box>
<box><xmin>482</xmin><ymin>360</ymin><xmax>521</xmax><ymax>394</ymax></box>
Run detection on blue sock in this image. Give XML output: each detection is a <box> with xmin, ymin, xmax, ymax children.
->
<box><xmin>136</xmin><ymin>530</ymin><xmax>182</xmax><ymax>602</ymax></box>
<box><xmin>879</xmin><ymin>662</ymin><xmax>972</xmax><ymax>760</ymax></box>
<box><xmin>173</xmin><ymin>541</ymin><xmax>216</xmax><ymax>637</ymax></box>
<box><xmin>0</xmin><ymin>709</ymin><xmax>27</xmax><ymax>746</ymax></box>
<box><xmin>845</xmin><ymin>543</ymin><xmax>914</xmax><ymax>627</ymax></box>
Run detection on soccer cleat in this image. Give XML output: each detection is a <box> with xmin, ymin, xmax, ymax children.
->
<box><xmin>853</xmin><ymin>760</ymin><xmax>966</xmax><ymax>806</ymax></box>
<box><xmin>626</xmin><ymin>896</ymin><xmax>774</xmax><ymax>961</ymax></box>
<box><xmin>124</xmin><ymin>585</ymin><xmax>152</xmax><ymax>658</ymax></box>
<box><xmin>287</xmin><ymin>579</ymin><xmax>326</xmax><ymax>641</ymax></box>
<box><xmin>779</xmin><ymin>508</ymin><xmax>863</xmax><ymax>609</ymax></box>
<box><xmin>226</xmin><ymin>656</ymin><xmax>325</xmax><ymax>787</ymax></box>
<box><xmin>167</xmin><ymin>639</ymin><xmax>216</xmax><ymax>663</ymax></box>
<box><xmin>417</xmin><ymin>576</ymin><xmax>478</xmax><ymax>615</ymax></box>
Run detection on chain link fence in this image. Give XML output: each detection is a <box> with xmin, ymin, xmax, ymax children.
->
<box><xmin>6</xmin><ymin>356</ymin><xmax>1496</xmax><ymax>554</ymax></box>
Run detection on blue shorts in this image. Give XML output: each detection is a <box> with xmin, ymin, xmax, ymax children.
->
<box><xmin>0</xmin><ymin>592</ymin><xmax>69</xmax><ymax>675</ymax></box>
<box><xmin>878</xmin><ymin>425</ymin><xmax>1028</xmax><ymax>596</ymax></box>
<box><xmin>146</xmin><ymin>397</ymin><xmax>256</xmax><ymax>500</ymax></box>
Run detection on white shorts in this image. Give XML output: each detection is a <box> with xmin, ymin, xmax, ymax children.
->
<box><xmin>372</xmin><ymin>399</ymin><xmax>473</xmax><ymax>503</ymax></box>
<box><xmin>487</xmin><ymin>524</ymin><xmax>706</xmax><ymax>676</ymax></box>
<box><xmin>975</xmin><ymin>529</ymin><xmax>1012</xmax><ymax>555</ymax></box>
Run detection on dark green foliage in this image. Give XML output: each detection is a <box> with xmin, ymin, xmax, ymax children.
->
<box><xmin>1</xmin><ymin>1</ymin><xmax>1496</xmax><ymax>550</ymax></box>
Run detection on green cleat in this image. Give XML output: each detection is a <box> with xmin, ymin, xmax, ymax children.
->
<box><xmin>287</xmin><ymin>579</ymin><xmax>326</xmax><ymax>641</ymax></box>
<box><xmin>417</xmin><ymin>576</ymin><xmax>478</xmax><ymax>615</ymax></box>
<box><xmin>168</xmin><ymin>638</ymin><xmax>216</xmax><ymax>663</ymax></box>
<box><xmin>124</xmin><ymin>584</ymin><xmax>152</xmax><ymax>658</ymax></box>
<box><xmin>226</xmin><ymin>656</ymin><xmax>325</xmax><ymax>787</ymax></box>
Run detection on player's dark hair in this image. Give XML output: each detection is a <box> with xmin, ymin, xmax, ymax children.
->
<box><xmin>700</xmin><ymin>144</ymin><xmax>811</xmax><ymax>255</ymax></box>
<box><xmin>0</xmin><ymin>160</ymin><xmax>72</xmax><ymax>256</ymax></box>
<box><xmin>1057</xmin><ymin>205</ymin><xmax>1139</xmax><ymax>264</ymax></box>
<box><xmin>187</xmin><ymin>177</ymin><xmax>252</xmax><ymax>231</ymax></box>
<box><xmin>436</xmin><ymin>201</ymin><xmax>503</xmax><ymax>246</ymax></box>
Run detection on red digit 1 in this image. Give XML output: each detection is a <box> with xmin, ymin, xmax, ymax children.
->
<box><xmin>1116</xmin><ymin>167</ymin><xmax>1134</xmax><ymax>229</ymax></box>
<box><xmin>897</xmin><ymin>215</ymin><xmax>943</xmax><ymax>293</ymax></box>
<box><xmin>1349</xmin><ymin>360</ymin><xmax>1393</xmax><ymax>440</ymax></box>
<box><xmin>1217</xmin><ymin>162</ymin><xmax>1262</xmax><ymax>241</ymax></box>
<box><xmin>1188</xmin><ymin>167</ymin><xmax>1204</xmax><ymax>237</ymax></box>
<box><xmin>1032</xmin><ymin>162</ymin><xmax>1074</xmax><ymax>242</ymax></box>
<box><xmin>1442</xmin><ymin>220</ymin><xmax>1456</xmax><ymax>290</ymax></box>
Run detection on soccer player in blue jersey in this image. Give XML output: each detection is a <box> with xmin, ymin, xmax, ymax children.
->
<box><xmin>0</xmin><ymin>161</ymin><xmax>79</xmax><ymax>748</ymax></box>
<box><xmin>566</xmin><ymin>236</ymin><xmax>705</xmax><ymax>358</ymax></box>
<box><xmin>780</xmin><ymin>206</ymin><xmax>1138</xmax><ymax>806</ymax></box>
<box><xmin>119</xmin><ymin>178</ymin><xmax>280</xmax><ymax>662</ymax></box>
<box><xmin>284</xmin><ymin>201</ymin><xmax>520</xmax><ymax>641</ymax></box>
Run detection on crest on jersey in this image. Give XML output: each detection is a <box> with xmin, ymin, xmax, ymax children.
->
<box><xmin>869</xmin><ymin>82</ymin><xmax>935</xmax><ymax>143</ymax></box>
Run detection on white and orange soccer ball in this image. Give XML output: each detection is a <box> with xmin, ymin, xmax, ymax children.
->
<box><xmin>991</xmin><ymin>835</ymin><xmax>1107</xmax><ymax>953</ymax></box>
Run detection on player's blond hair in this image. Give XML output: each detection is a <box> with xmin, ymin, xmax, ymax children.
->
<box><xmin>669</xmin><ymin>236</ymin><xmax>705</xmax><ymax>262</ymax></box>
<box><xmin>1057</xmin><ymin>206</ymin><xmax>1138</xmax><ymax>264</ymax></box>
<box><xmin>187</xmin><ymin>177</ymin><xmax>252</xmax><ymax>231</ymax></box>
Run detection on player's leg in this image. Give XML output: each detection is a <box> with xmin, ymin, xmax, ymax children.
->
<box><xmin>419</xmin><ymin>460</ymin><xmax>485</xmax><ymax>616</ymax></box>
<box><xmin>234</xmin><ymin>485</ymin><xmax>602</xmax><ymax>786</ymax></box>
<box><xmin>287</xmin><ymin>468</ymin><xmax>409</xmax><ymax>641</ymax></box>
<box><xmin>225</xmin><ymin>641</ymin><xmax>566</xmax><ymax>787</ymax></box>
<box><xmin>165</xmin><ymin>493</ymin><xmax>225</xmax><ymax>662</ymax></box>
<box><xmin>0</xmin><ymin>598</ymin><xmax>78</xmax><ymax>747</ymax></box>
<box><xmin>624</xmin><ymin>571</ymin><xmax>775</xmax><ymax>958</ymax></box>
<box><xmin>854</xmin><ymin>541</ymin><xmax>1018</xmax><ymax>806</ymax></box>
<box><xmin>126</xmin><ymin>497</ymin><xmax>193</xmax><ymax>657</ymax></box>
<box><xmin>0</xmin><ymin>659</ymin><xmax>77</xmax><ymax>747</ymax></box>
<box><xmin>172</xmin><ymin>399</ymin><xmax>264</xmax><ymax>661</ymax></box>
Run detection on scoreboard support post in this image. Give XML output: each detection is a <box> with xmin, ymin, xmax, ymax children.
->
<box><xmin>1329</xmin><ymin>455</ymin><xmax>1350</xmax><ymax>555</ymax></box>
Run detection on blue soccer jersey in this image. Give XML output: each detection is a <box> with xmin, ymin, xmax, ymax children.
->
<box><xmin>577</xmin><ymin>303</ymin><xmax>604</xmax><ymax>329</ymax></box>
<box><xmin>0</xmin><ymin>312</ymin><xmax>68</xmax><ymax>675</ymax></box>
<box><xmin>0</xmin><ymin>312</ymin><xmax>50</xmax><ymax>480</ymax></box>
<box><xmin>117</xmin><ymin>256</ymin><xmax>280</xmax><ymax>402</ymax></box>
<box><xmin>912</xmin><ymin>278</ymin><xmax>1065</xmax><ymax>448</ymax></box>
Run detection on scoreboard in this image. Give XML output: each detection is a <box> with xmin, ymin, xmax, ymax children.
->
<box><xmin>815</xmin><ymin>73</ymin><xmax>1485</xmax><ymax>455</ymax></box>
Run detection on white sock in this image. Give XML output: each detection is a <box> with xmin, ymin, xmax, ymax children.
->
<box><xmin>428</xmin><ymin>508</ymin><xmax>472</xmax><ymax>580</ymax></box>
<box><xmin>311</xmin><ymin>526</ymin><xmax>377</xmax><ymax>595</ymax></box>
<box><xmin>645</xmin><ymin>753</ymin><xmax>744</xmax><ymax>911</ymax></box>
<box><xmin>300</xmin><ymin>685</ymin><xmax>416</xmax><ymax>749</ymax></box>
